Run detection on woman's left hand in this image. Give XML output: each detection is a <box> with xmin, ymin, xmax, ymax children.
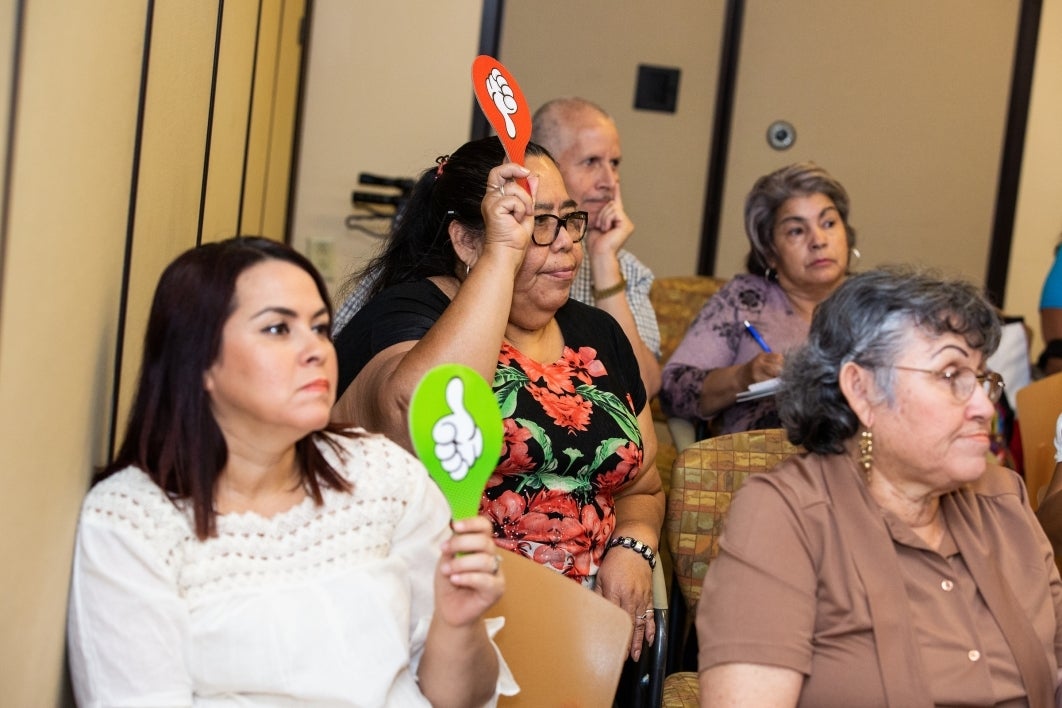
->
<box><xmin>434</xmin><ymin>515</ymin><xmax>505</xmax><ymax>629</ymax></box>
<box><xmin>596</xmin><ymin>547</ymin><xmax>654</xmax><ymax>661</ymax></box>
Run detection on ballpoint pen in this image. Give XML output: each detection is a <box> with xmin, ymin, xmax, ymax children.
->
<box><xmin>743</xmin><ymin>320</ymin><xmax>772</xmax><ymax>353</ymax></box>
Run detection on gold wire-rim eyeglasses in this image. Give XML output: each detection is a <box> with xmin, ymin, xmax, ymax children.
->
<box><xmin>892</xmin><ymin>365</ymin><xmax>1005</xmax><ymax>404</ymax></box>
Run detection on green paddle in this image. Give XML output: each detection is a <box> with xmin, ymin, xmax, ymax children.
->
<box><xmin>408</xmin><ymin>364</ymin><xmax>504</xmax><ymax>519</ymax></box>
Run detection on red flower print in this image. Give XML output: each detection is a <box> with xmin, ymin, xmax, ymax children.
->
<box><xmin>482</xmin><ymin>490</ymin><xmax>528</xmax><ymax>537</ymax></box>
<box><xmin>500</xmin><ymin>343</ymin><xmax>574</xmax><ymax>394</ymax></box>
<box><xmin>563</xmin><ymin>346</ymin><xmax>607</xmax><ymax>385</ymax></box>
<box><xmin>493</xmin><ymin>419</ymin><xmax>535</xmax><ymax>481</ymax></box>
<box><xmin>498</xmin><ymin>343</ymin><xmax>517</xmax><ymax>366</ymax></box>
<box><xmin>529</xmin><ymin>386</ymin><xmax>592</xmax><ymax>431</ymax></box>
<box><xmin>527</xmin><ymin>488</ymin><xmax>580</xmax><ymax>518</ymax></box>
<box><xmin>531</xmin><ymin>543</ymin><xmax>576</xmax><ymax>574</ymax></box>
<box><xmin>562</xmin><ymin>503</ymin><xmax>606</xmax><ymax>576</ymax></box>
<box><xmin>584</xmin><ymin>500</ymin><xmax>616</xmax><ymax>559</ymax></box>
<box><xmin>567</xmin><ymin>551</ymin><xmax>593</xmax><ymax>581</ymax></box>
<box><xmin>596</xmin><ymin>467</ymin><xmax>634</xmax><ymax>493</ymax></box>
<box><xmin>516</xmin><ymin>514</ymin><xmax>590</xmax><ymax>577</ymax></box>
<box><xmin>519</xmin><ymin>512</ymin><xmax>585</xmax><ymax>546</ymax></box>
<box><xmin>523</xmin><ymin>357</ymin><xmax>575</xmax><ymax>394</ymax></box>
<box><xmin>595</xmin><ymin>443</ymin><xmax>642</xmax><ymax>491</ymax></box>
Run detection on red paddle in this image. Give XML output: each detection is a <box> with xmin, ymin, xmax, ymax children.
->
<box><xmin>472</xmin><ymin>55</ymin><xmax>532</xmax><ymax>194</ymax></box>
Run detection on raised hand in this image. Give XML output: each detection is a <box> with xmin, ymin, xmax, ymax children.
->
<box><xmin>480</xmin><ymin>163</ymin><xmax>535</xmax><ymax>262</ymax></box>
<box><xmin>586</xmin><ymin>181</ymin><xmax>635</xmax><ymax>259</ymax></box>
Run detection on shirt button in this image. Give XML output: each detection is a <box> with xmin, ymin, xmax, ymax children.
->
<box><xmin>941</xmin><ymin>579</ymin><xmax>955</xmax><ymax>592</ymax></box>
<box><xmin>968</xmin><ymin>650</ymin><xmax>981</xmax><ymax>662</ymax></box>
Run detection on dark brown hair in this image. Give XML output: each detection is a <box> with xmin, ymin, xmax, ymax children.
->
<box><xmin>744</xmin><ymin>162</ymin><xmax>856</xmax><ymax>277</ymax></box>
<box><xmin>97</xmin><ymin>236</ymin><xmax>352</xmax><ymax>539</ymax></box>
<box><xmin>353</xmin><ymin>136</ymin><xmax>554</xmax><ymax>300</ymax></box>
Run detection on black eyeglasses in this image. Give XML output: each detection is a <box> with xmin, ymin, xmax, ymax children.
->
<box><xmin>892</xmin><ymin>365</ymin><xmax>1005</xmax><ymax>404</ymax></box>
<box><xmin>532</xmin><ymin>211</ymin><xmax>589</xmax><ymax>246</ymax></box>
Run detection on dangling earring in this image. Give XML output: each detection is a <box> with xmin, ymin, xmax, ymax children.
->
<box><xmin>465</xmin><ymin>262</ymin><xmax>470</xmax><ymax>278</ymax></box>
<box><xmin>858</xmin><ymin>429</ymin><xmax>874</xmax><ymax>479</ymax></box>
<box><xmin>764</xmin><ymin>267</ymin><xmax>775</xmax><ymax>283</ymax></box>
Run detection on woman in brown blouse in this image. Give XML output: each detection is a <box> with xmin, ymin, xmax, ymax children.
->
<box><xmin>697</xmin><ymin>266</ymin><xmax>1062</xmax><ymax>707</ymax></box>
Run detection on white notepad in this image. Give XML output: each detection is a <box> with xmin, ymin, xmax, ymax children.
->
<box><xmin>735</xmin><ymin>377</ymin><xmax>781</xmax><ymax>403</ymax></box>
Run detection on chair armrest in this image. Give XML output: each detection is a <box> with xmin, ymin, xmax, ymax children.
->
<box><xmin>645</xmin><ymin>561</ymin><xmax>669</xmax><ymax>707</ymax></box>
<box><xmin>667</xmin><ymin>417</ymin><xmax>697</xmax><ymax>456</ymax></box>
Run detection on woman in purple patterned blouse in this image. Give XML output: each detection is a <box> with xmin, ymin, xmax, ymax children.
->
<box><xmin>659</xmin><ymin>163</ymin><xmax>858</xmax><ymax>436</ymax></box>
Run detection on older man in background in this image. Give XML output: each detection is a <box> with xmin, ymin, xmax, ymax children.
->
<box><xmin>532</xmin><ymin>97</ymin><xmax>661</xmax><ymax>397</ymax></box>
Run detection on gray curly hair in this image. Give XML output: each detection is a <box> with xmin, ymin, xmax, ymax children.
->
<box><xmin>744</xmin><ymin>162</ymin><xmax>856</xmax><ymax>277</ymax></box>
<box><xmin>778</xmin><ymin>265</ymin><xmax>1001</xmax><ymax>454</ymax></box>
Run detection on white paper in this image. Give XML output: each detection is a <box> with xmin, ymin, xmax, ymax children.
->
<box><xmin>735</xmin><ymin>377</ymin><xmax>781</xmax><ymax>402</ymax></box>
<box><xmin>985</xmin><ymin>320</ymin><xmax>1031</xmax><ymax>410</ymax></box>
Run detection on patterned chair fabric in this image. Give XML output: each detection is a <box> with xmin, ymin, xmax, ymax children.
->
<box><xmin>661</xmin><ymin>670</ymin><xmax>700</xmax><ymax>707</ymax></box>
<box><xmin>650</xmin><ymin>275</ymin><xmax>730</xmax><ymax>366</ymax></box>
<box><xmin>665</xmin><ymin>428</ymin><xmax>802</xmax><ymax>612</ymax></box>
<box><xmin>648</xmin><ymin>275</ymin><xmax>729</xmax><ymax>481</ymax></box>
<box><xmin>659</xmin><ymin>429</ymin><xmax>800</xmax><ymax>706</ymax></box>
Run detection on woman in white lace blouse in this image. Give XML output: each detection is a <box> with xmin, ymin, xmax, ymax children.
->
<box><xmin>66</xmin><ymin>237</ymin><xmax>515</xmax><ymax>706</ymax></box>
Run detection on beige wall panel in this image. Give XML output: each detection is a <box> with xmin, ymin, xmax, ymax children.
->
<box><xmin>116</xmin><ymin>2</ymin><xmax>219</xmax><ymax>440</ymax></box>
<box><xmin>240</xmin><ymin>0</ymin><xmax>281</xmax><ymax>236</ymax></box>
<box><xmin>1007</xmin><ymin>0</ymin><xmax>1062</xmax><ymax>353</ymax></box>
<box><xmin>201</xmin><ymin>0</ymin><xmax>259</xmax><ymax>242</ymax></box>
<box><xmin>716</xmin><ymin>0</ymin><xmax>1017</xmax><ymax>286</ymax></box>
<box><xmin>0</xmin><ymin>2</ymin><xmax>147</xmax><ymax>701</ymax></box>
<box><xmin>289</xmin><ymin>0</ymin><xmax>483</xmax><ymax>295</ymax></box>
<box><xmin>260</xmin><ymin>0</ymin><xmax>305</xmax><ymax>239</ymax></box>
<box><xmin>0</xmin><ymin>0</ymin><xmax>13</xmax><ymax>254</ymax></box>
<box><xmin>501</xmin><ymin>0</ymin><xmax>725</xmax><ymax>280</ymax></box>
<box><xmin>204</xmin><ymin>0</ymin><xmax>304</xmax><ymax>244</ymax></box>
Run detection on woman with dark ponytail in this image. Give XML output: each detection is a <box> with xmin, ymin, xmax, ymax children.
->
<box><xmin>333</xmin><ymin>137</ymin><xmax>665</xmax><ymax>661</ymax></box>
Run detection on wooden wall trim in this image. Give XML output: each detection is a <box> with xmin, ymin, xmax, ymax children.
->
<box><xmin>697</xmin><ymin>0</ymin><xmax>743</xmax><ymax>276</ymax></box>
<box><xmin>986</xmin><ymin>0</ymin><xmax>1042</xmax><ymax>306</ymax></box>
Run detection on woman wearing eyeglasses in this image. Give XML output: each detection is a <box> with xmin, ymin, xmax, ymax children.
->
<box><xmin>660</xmin><ymin>162</ymin><xmax>857</xmax><ymax>437</ymax></box>
<box><xmin>332</xmin><ymin>137</ymin><xmax>664</xmax><ymax>662</ymax></box>
<box><xmin>697</xmin><ymin>267</ymin><xmax>1062</xmax><ymax>707</ymax></box>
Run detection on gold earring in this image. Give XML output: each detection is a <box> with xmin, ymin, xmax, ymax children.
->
<box><xmin>858</xmin><ymin>429</ymin><xmax>873</xmax><ymax>477</ymax></box>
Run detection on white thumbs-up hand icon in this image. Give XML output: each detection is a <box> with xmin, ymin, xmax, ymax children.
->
<box><xmin>432</xmin><ymin>377</ymin><xmax>484</xmax><ymax>481</ymax></box>
<box><xmin>485</xmin><ymin>68</ymin><xmax>518</xmax><ymax>139</ymax></box>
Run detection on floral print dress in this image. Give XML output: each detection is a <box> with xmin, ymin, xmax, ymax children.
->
<box><xmin>482</xmin><ymin>337</ymin><xmax>644</xmax><ymax>587</ymax></box>
<box><xmin>335</xmin><ymin>281</ymin><xmax>647</xmax><ymax>587</ymax></box>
